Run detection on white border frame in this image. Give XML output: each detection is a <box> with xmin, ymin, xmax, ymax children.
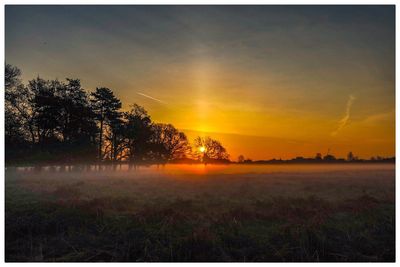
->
<box><xmin>1</xmin><ymin>2</ymin><xmax>397</xmax><ymax>265</ymax></box>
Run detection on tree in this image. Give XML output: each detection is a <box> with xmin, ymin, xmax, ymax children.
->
<box><xmin>90</xmin><ymin>87</ymin><xmax>122</xmax><ymax>160</ymax></box>
<box><xmin>238</xmin><ymin>155</ymin><xmax>245</xmax><ymax>163</ymax></box>
<box><xmin>5</xmin><ymin>105</ymin><xmax>28</xmax><ymax>162</ymax></box>
<box><xmin>315</xmin><ymin>153</ymin><xmax>322</xmax><ymax>160</ymax></box>
<box><xmin>323</xmin><ymin>154</ymin><xmax>336</xmax><ymax>161</ymax></box>
<box><xmin>150</xmin><ymin>123</ymin><xmax>191</xmax><ymax>162</ymax></box>
<box><xmin>347</xmin><ymin>151</ymin><xmax>354</xmax><ymax>161</ymax></box>
<box><xmin>54</xmin><ymin>79</ymin><xmax>98</xmax><ymax>160</ymax></box>
<box><xmin>193</xmin><ymin>136</ymin><xmax>229</xmax><ymax>162</ymax></box>
<box><xmin>5</xmin><ymin>64</ymin><xmax>22</xmax><ymax>89</ymax></box>
<box><xmin>5</xmin><ymin>65</ymin><xmax>28</xmax><ymax>162</ymax></box>
<box><xmin>122</xmin><ymin>104</ymin><xmax>153</xmax><ymax>162</ymax></box>
<box><xmin>103</xmin><ymin>116</ymin><xmax>125</xmax><ymax>161</ymax></box>
<box><xmin>29</xmin><ymin>77</ymin><xmax>60</xmax><ymax>147</ymax></box>
<box><xmin>5</xmin><ymin>64</ymin><xmax>24</xmax><ymax>145</ymax></box>
<box><xmin>5</xmin><ymin>64</ymin><xmax>37</xmax><ymax>144</ymax></box>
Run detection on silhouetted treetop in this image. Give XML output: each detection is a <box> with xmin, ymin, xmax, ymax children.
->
<box><xmin>5</xmin><ymin>64</ymin><xmax>21</xmax><ymax>89</ymax></box>
<box><xmin>151</xmin><ymin>123</ymin><xmax>191</xmax><ymax>161</ymax></box>
<box><xmin>90</xmin><ymin>87</ymin><xmax>122</xmax><ymax>160</ymax></box>
<box><xmin>193</xmin><ymin>136</ymin><xmax>229</xmax><ymax>162</ymax></box>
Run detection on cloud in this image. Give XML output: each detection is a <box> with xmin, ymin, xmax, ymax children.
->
<box><xmin>363</xmin><ymin>109</ymin><xmax>395</xmax><ymax>124</ymax></box>
<box><xmin>331</xmin><ymin>95</ymin><xmax>356</xmax><ymax>136</ymax></box>
<box><xmin>136</xmin><ymin>92</ymin><xmax>167</xmax><ymax>104</ymax></box>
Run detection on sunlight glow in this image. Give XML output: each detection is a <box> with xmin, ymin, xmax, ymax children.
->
<box><xmin>199</xmin><ymin>146</ymin><xmax>206</xmax><ymax>153</ymax></box>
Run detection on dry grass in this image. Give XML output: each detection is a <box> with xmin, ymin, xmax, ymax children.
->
<box><xmin>5</xmin><ymin>163</ymin><xmax>395</xmax><ymax>262</ymax></box>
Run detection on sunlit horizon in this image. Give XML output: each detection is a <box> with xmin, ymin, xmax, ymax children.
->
<box><xmin>6</xmin><ymin>5</ymin><xmax>395</xmax><ymax>160</ymax></box>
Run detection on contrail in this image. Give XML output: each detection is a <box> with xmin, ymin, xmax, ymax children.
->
<box><xmin>331</xmin><ymin>95</ymin><xmax>356</xmax><ymax>136</ymax></box>
<box><xmin>136</xmin><ymin>92</ymin><xmax>166</xmax><ymax>104</ymax></box>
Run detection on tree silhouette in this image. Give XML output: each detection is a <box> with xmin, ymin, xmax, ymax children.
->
<box><xmin>193</xmin><ymin>136</ymin><xmax>229</xmax><ymax>162</ymax></box>
<box><xmin>5</xmin><ymin>65</ymin><xmax>25</xmax><ymax>145</ymax></box>
<box><xmin>323</xmin><ymin>154</ymin><xmax>336</xmax><ymax>161</ymax></box>
<box><xmin>29</xmin><ymin>77</ymin><xmax>61</xmax><ymax>148</ymax></box>
<box><xmin>122</xmin><ymin>104</ymin><xmax>153</xmax><ymax>163</ymax></box>
<box><xmin>104</xmin><ymin>116</ymin><xmax>125</xmax><ymax>161</ymax></box>
<box><xmin>150</xmin><ymin>123</ymin><xmax>191</xmax><ymax>162</ymax></box>
<box><xmin>55</xmin><ymin>79</ymin><xmax>98</xmax><ymax>160</ymax></box>
<box><xmin>5</xmin><ymin>64</ymin><xmax>21</xmax><ymax>89</ymax></box>
<box><xmin>5</xmin><ymin>66</ymin><xmax>37</xmax><ymax>144</ymax></box>
<box><xmin>6</xmin><ymin>67</ymin><xmax>101</xmax><ymax>162</ymax></box>
<box><xmin>347</xmin><ymin>151</ymin><xmax>355</xmax><ymax>161</ymax></box>
<box><xmin>90</xmin><ymin>87</ymin><xmax>122</xmax><ymax>161</ymax></box>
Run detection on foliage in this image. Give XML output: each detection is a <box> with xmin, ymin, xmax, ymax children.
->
<box><xmin>150</xmin><ymin>123</ymin><xmax>191</xmax><ymax>162</ymax></box>
<box><xmin>193</xmin><ymin>136</ymin><xmax>230</xmax><ymax>162</ymax></box>
<box><xmin>90</xmin><ymin>87</ymin><xmax>122</xmax><ymax>160</ymax></box>
<box><xmin>4</xmin><ymin>64</ymin><xmax>229</xmax><ymax>164</ymax></box>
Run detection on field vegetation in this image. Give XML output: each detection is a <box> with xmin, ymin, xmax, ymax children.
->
<box><xmin>6</xmin><ymin>164</ymin><xmax>395</xmax><ymax>262</ymax></box>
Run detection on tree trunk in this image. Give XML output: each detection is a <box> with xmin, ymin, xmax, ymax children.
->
<box><xmin>112</xmin><ymin>133</ymin><xmax>117</xmax><ymax>162</ymax></box>
<box><xmin>99</xmin><ymin>119</ymin><xmax>103</xmax><ymax>160</ymax></box>
<box><xmin>28</xmin><ymin>124</ymin><xmax>35</xmax><ymax>144</ymax></box>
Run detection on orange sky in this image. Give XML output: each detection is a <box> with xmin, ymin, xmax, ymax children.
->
<box><xmin>6</xmin><ymin>6</ymin><xmax>395</xmax><ymax>160</ymax></box>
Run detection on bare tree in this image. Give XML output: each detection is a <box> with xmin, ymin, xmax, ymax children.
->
<box><xmin>151</xmin><ymin>123</ymin><xmax>191</xmax><ymax>161</ymax></box>
<box><xmin>193</xmin><ymin>136</ymin><xmax>229</xmax><ymax>162</ymax></box>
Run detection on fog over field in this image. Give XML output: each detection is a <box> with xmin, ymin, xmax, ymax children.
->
<box><xmin>7</xmin><ymin>163</ymin><xmax>394</xmax><ymax>202</ymax></box>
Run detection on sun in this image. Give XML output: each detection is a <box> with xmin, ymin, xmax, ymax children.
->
<box><xmin>199</xmin><ymin>146</ymin><xmax>206</xmax><ymax>153</ymax></box>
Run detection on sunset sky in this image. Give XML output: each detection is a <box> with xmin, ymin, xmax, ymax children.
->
<box><xmin>5</xmin><ymin>5</ymin><xmax>395</xmax><ymax>160</ymax></box>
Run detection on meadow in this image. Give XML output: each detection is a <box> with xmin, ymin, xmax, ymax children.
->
<box><xmin>5</xmin><ymin>163</ymin><xmax>395</xmax><ymax>262</ymax></box>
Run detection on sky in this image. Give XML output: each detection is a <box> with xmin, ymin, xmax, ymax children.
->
<box><xmin>5</xmin><ymin>5</ymin><xmax>395</xmax><ymax>160</ymax></box>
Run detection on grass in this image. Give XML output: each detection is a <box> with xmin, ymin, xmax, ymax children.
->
<box><xmin>5</xmin><ymin>164</ymin><xmax>395</xmax><ymax>262</ymax></box>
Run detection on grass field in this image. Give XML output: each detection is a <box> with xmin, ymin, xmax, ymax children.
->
<box><xmin>5</xmin><ymin>164</ymin><xmax>395</xmax><ymax>262</ymax></box>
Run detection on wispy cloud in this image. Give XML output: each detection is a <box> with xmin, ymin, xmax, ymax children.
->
<box><xmin>363</xmin><ymin>109</ymin><xmax>395</xmax><ymax>124</ymax></box>
<box><xmin>331</xmin><ymin>95</ymin><xmax>356</xmax><ymax>136</ymax></box>
<box><xmin>136</xmin><ymin>92</ymin><xmax>166</xmax><ymax>104</ymax></box>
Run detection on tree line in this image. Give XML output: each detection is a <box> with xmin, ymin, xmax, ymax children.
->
<box><xmin>5</xmin><ymin>64</ymin><xmax>230</xmax><ymax>164</ymax></box>
<box><xmin>237</xmin><ymin>152</ymin><xmax>395</xmax><ymax>164</ymax></box>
